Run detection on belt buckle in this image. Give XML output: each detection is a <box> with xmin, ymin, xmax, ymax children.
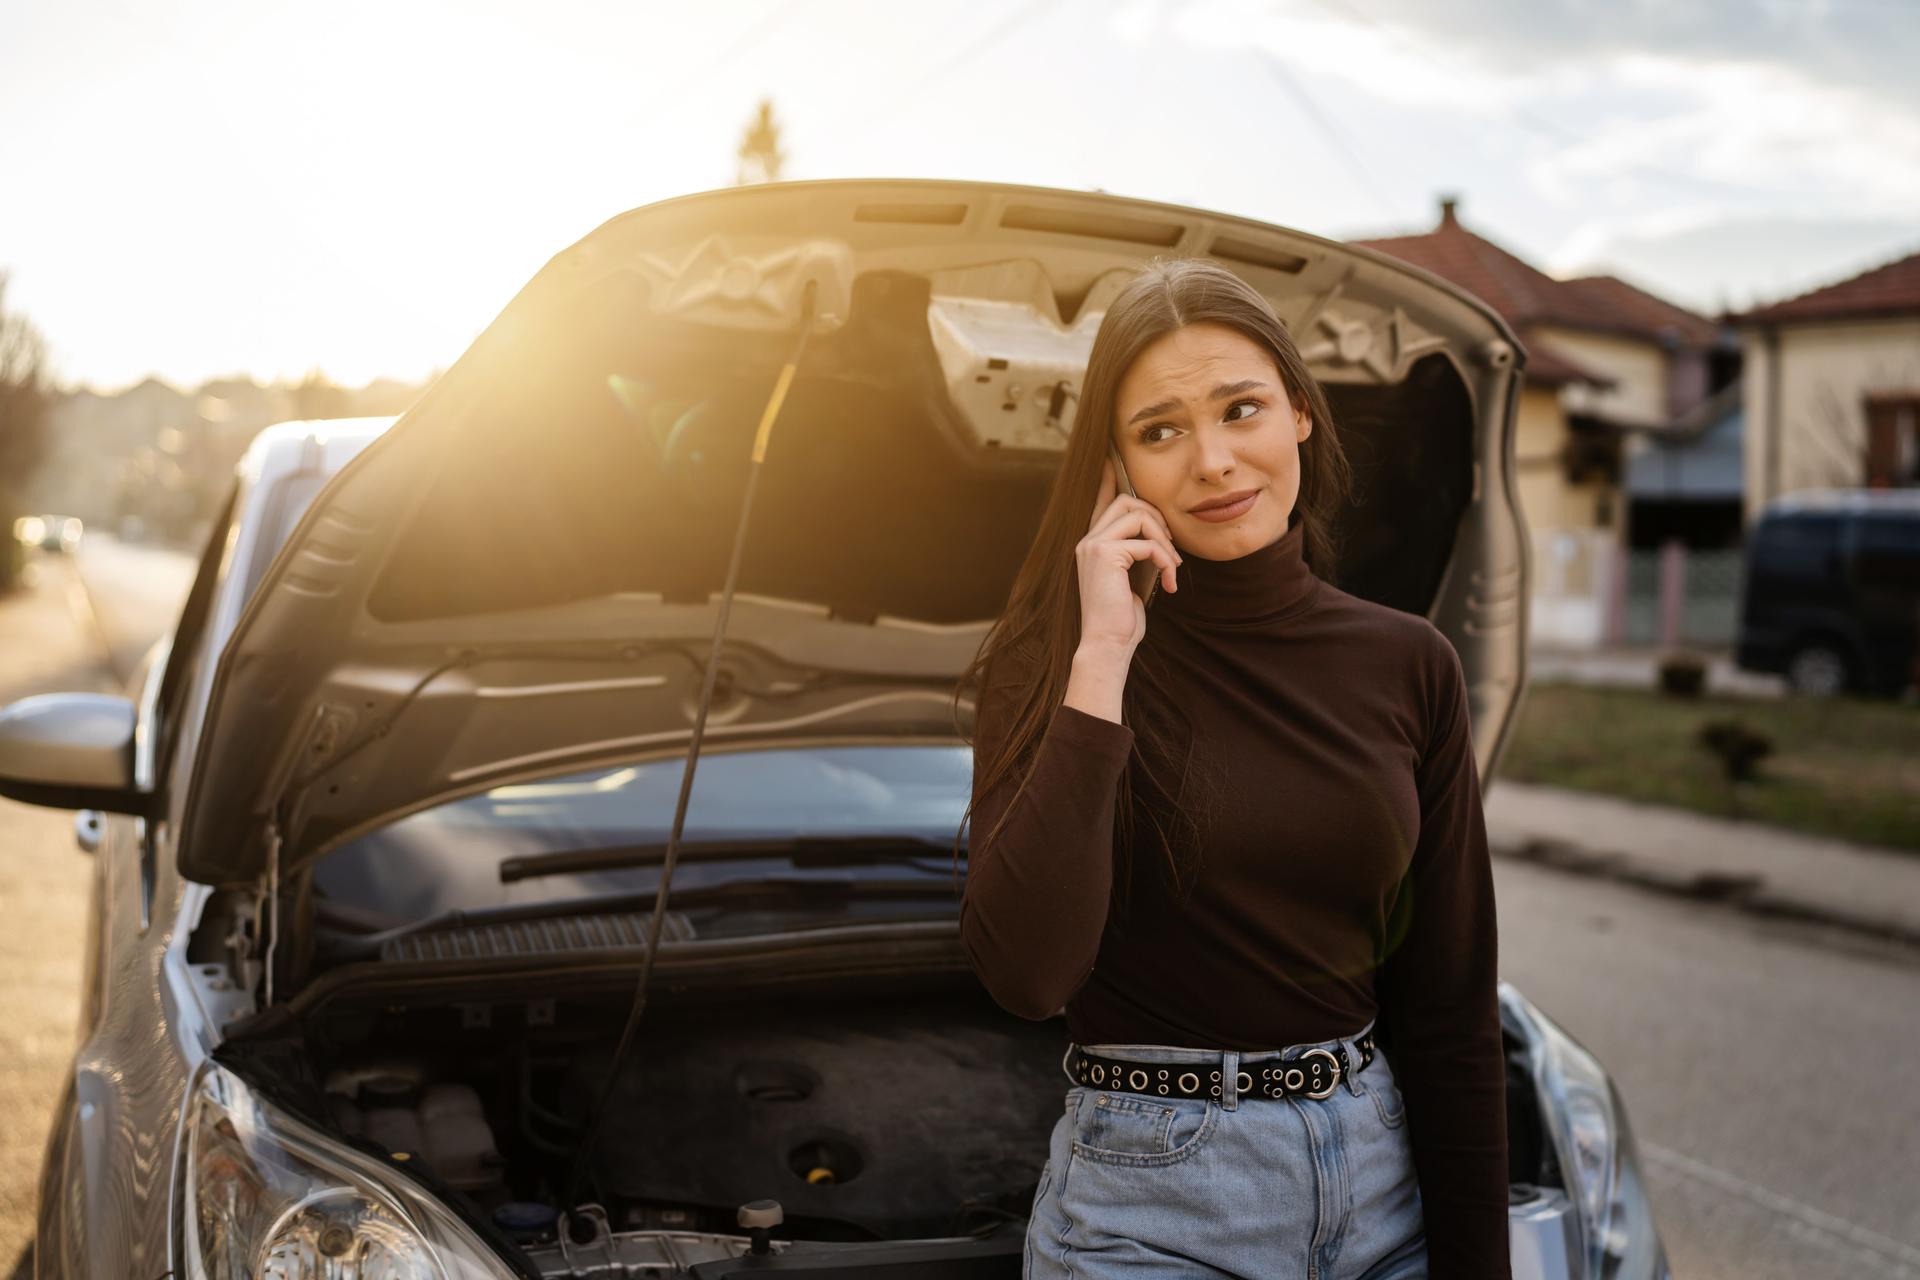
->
<box><xmin>1299</xmin><ymin>1048</ymin><xmax>1341</xmax><ymax>1099</ymax></box>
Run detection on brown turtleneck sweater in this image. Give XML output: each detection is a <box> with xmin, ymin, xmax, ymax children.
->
<box><xmin>962</xmin><ymin>513</ymin><xmax>1510</xmax><ymax>1278</ymax></box>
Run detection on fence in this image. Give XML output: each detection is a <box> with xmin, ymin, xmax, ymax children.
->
<box><xmin>1530</xmin><ymin>530</ymin><xmax>1746</xmax><ymax>649</ymax></box>
<box><xmin>1619</xmin><ymin>543</ymin><xmax>1745</xmax><ymax>647</ymax></box>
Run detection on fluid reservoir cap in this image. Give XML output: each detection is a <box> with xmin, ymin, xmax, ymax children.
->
<box><xmin>358</xmin><ymin>1075</ymin><xmax>421</xmax><ymax>1109</ymax></box>
<box><xmin>738</xmin><ymin>1198</ymin><xmax>784</xmax><ymax>1229</ymax></box>
<box><xmin>492</xmin><ymin>1201</ymin><xmax>559</xmax><ymax>1239</ymax></box>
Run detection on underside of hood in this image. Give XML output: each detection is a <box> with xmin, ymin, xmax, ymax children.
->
<box><xmin>178</xmin><ymin>178</ymin><xmax>1528</xmax><ymax>887</ymax></box>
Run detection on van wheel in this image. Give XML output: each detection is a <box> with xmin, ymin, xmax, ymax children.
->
<box><xmin>1785</xmin><ymin>643</ymin><xmax>1851</xmax><ymax>697</ymax></box>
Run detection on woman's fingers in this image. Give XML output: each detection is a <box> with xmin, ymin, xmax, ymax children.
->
<box><xmin>1111</xmin><ymin>537</ymin><xmax>1181</xmax><ymax>590</ymax></box>
<box><xmin>1093</xmin><ymin>500</ymin><xmax>1178</xmax><ymax>567</ymax></box>
<box><xmin>1092</xmin><ymin>494</ymin><xmax>1174</xmax><ymax>548</ymax></box>
<box><xmin>1091</xmin><ymin>457</ymin><xmax>1118</xmax><ymax>528</ymax></box>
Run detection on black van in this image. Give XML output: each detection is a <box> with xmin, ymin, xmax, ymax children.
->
<box><xmin>1736</xmin><ymin>489</ymin><xmax>1920</xmax><ymax>697</ymax></box>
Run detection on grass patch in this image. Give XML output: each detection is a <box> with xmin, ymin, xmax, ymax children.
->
<box><xmin>1495</xmin><ymin>682</ymin><xmax>1920</xmax><ymax>853</ymax></box>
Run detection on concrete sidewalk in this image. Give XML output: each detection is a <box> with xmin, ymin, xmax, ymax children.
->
<box><xmin>1486</xmin><ymin>778</ymin><xmax>1920</xmax><ymax>947</ymax></box>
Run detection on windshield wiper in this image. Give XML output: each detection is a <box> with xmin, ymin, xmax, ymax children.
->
<box><xmin>499</xmin><ymin>834</ymin><xmax>963</xmax><ymax>884</ymax></box>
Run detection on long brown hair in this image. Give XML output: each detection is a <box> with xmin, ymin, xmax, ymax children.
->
<box><xmin>950</xmin><ymin>256</ymin><xmax>1355</xmax><ymax>925</ymax></box>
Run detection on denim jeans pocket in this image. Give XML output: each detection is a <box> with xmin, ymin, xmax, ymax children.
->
<box><xmin>1364</xmin><ymin>1070</ymin><xmax>1408</xmax><ymax>1129</ymax></box>
<box><xmin>1067</xmin><ymin>1086</ymin><xmax>1219</xmax><ymax>1167</ymax></box>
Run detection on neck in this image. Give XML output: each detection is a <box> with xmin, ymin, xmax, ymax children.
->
<box><xmin>1158</xmin><ymin>511</ymin><xmax>1319</xmax><ymax>625</ymax></box>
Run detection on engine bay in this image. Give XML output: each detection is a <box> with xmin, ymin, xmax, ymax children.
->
<box><xmin>220</xmin><ymin>973</ymin><xmax>1073</xmax><ymax>1276</ymax></box>
<box><xmin>206</xmin><ymin>941</ymin><xmax>1554</xmax><ymax>1279</ymax></box>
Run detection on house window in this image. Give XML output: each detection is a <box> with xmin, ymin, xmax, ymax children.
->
<box><xmin>1865</xmin><ymin>393</ymin><xmax>1920</xmax><ymax>488</ymax></box>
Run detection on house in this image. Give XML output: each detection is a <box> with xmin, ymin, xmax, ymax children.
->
<box><xmin>1352</xmin><ymin>197</ymin><xmax>1734</xmax><ymax>647</ymax></box>
<box><xmin>1737</xmin><ymin>247</ymin><xmax>1920</xmax><ymax>521</ymax></box>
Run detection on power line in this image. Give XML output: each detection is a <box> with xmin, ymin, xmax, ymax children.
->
<box><xmin>1250</xmin><ymin>46</ymin><xmax>1405</xmax><ymax>223</ymax></box>
<box><xmin>808</xmin><ymin>0</ymin><xmax>1057</xmax><ymax>144</ymax></box>
<box><xmin>621</xmin><ymin>0</ymin><xmax>813</xmax><ymax>137</ymax></box>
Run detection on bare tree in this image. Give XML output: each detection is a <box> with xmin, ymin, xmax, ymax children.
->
<box><xmin>734</xmin><ymin>98</ymin><xmax>787</xmax><ymax>186</ymax></box>
<box><xmin>0</xmin><ymin>272</ymin><xmax>52</xmax><ymax>588</ymax></box>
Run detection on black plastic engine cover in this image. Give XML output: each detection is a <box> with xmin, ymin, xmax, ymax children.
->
<box><xmin>572</xmin><ymin>990</ymin><xmax>1070</xmax><ymax>1239</ymax></box>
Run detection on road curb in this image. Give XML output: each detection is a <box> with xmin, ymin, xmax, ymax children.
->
<box><xmin>1491</xmin><ymin>835</ymin><xmax>1920</xmax><ymax>952</ymax></box>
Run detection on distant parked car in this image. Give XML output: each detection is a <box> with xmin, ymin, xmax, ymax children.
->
<box><xmin>1736</xmin><ymin>488</ymin><xmax>1920</xmax><ymax>697</ymax></box>
<box><xmin>43</xmin><ymin>515</ymin><xmax>83</xmax><ymax>554</ymax></box>
<box><xmin>10</xmin><ymin>515</ymin><xmax>79</xmax><ymax>555</ymax></box>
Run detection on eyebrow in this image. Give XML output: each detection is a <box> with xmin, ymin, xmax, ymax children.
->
<box><xmin>1124</xmin><ymin>379</ymin><xmax>1271</xmax><ymax>429</ymax></box>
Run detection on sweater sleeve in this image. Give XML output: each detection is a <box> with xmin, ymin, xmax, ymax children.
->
<box><xmin>960</xmin><ymin>652</ymin><xmax>1135</xmax><ymax>1021</ymax></box>
<box><xmin>1374</xmin><ymin>627</ymin><xmax>1511</xmax><ymax>1278</ymax></box>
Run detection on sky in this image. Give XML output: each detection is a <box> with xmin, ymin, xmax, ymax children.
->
<box><xmin>1</xmin><ymin>0</ymin><xmax>1915</xmax><ymax>392</ymax></box>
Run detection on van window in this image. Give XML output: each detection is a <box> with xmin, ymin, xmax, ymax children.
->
<box><xmin>1853</xmin><ymin>514</ymin><xmax>1920</xmax><ymax>589</ymax></box>
<box><xmin>1753</xmin><ymin>514</ymin><xmax>1841</xmax><ymax>579</ymax></box>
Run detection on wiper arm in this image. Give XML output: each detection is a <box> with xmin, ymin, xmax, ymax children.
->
<box><xmin>499</xmin><ymin>834</ymin><xmax>963</xmax><ymax>883</ymax></box>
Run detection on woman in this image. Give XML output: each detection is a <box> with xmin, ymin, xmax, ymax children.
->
<box><xmin>955</xmin><ymin>257</ymin><xmax>1509</xmax><ymax>1279</ymax></box>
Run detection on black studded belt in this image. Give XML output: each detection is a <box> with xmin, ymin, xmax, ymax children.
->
<box><xmin>1068</xmin><ymin>1029</ymin><xmax>1376</xmax><ymax>1102</ymax></box>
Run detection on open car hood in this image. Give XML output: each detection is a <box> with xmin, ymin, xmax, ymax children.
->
<box><xmin>179</xmin><ymin>178</ymin><xmax>1533</xmax><ymax>887</ymax></box>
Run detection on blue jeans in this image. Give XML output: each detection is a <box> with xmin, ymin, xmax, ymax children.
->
<box><xmin>1025</xmin><ymin>1019</ymin><xmax>1428</xmax><ymax>1279</ymax></box>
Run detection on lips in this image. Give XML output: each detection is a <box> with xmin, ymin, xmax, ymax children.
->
<box><xmin>1189</xmin><ymin>489</ymin><xmax>1260</xmax><ymax>522</ymax></box>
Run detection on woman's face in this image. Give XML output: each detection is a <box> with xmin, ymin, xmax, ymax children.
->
<box><xmin>1111</xmin><ymin>320</ymin><xmax>1310</xmax><ymax>560</ymax></box>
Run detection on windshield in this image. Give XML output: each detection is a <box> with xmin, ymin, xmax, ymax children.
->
<box><xmin>310</xmin><ymin>744</ymin><xmax>972</xmax><ymax>929</ymax></box>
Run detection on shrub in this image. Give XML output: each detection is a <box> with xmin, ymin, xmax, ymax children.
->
<box><xmin>1697</xmin><ymin>718</ymin><xmax>1774</xmax><ymax>782</ymax></box>
<box><xmin>1658</xmin><ymin>649</ymin><xmax>1708</xmax><ymax>698</ymax></box>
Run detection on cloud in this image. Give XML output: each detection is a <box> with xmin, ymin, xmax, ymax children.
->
<box><xmin>1124</xmin><ymin>0</ymin><xmax>1920</xmax><ymax>244</ymax></box>
<box><xmin>1525</xmin><ymin>53</ymin><xmax>1920</xmax><ymax>217</ymax></box>
<box><xmin>1333</xmin><ymin>0</ymin><xmax>1920</xmax><ymax>116</ymax></box>
<box><xmin>1552</xmin><ymin>214</ymin><xmax>1920</xmax><ymax>313</ymax></box>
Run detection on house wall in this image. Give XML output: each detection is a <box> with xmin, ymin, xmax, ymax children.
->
<box><xmin>1532</xmin><ymin>325</ymin><xmax>1670</xmax><ymax>427</ymax></box>
<box><xmin>1513</xmin><ymin>382</ymin><xmax>1612</xmax><ymax>532</ymax></box>
<box><xmin>1740</xmin><ymin>316</ymin><xmax>1920</xmax><ymax>525</ymax></box>
<box><xmin>1666</xmin><ymin>347</ymin><xmax>1711</xmax><ymax>419</ymax></box>
<box><xmin>1512</xmin><ymin>382</ymin><xmax>1617</xmax><ymax>647</ymax></box>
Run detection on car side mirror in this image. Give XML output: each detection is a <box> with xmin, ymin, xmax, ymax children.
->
<box><xmin>0</xmin><ymin>693</ymin><xmax>152</xmax><ymax>816</ymax></box>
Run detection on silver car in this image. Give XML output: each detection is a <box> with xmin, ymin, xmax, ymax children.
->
<box><xmin>6</xmin><ymin>179</ymin><xmax>1668</xmax><ymax>1278</ymax></box>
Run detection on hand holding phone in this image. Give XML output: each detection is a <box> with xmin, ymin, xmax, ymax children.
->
<box><xmin>1107</xmin><ymin>445</ymin><xmax>1164</xmax><ymax>609</ymax></box>
<box><xmin>1077</xmin><ymin>449</ymin><xmax>1180</xmax><ymax>657</ymax></box>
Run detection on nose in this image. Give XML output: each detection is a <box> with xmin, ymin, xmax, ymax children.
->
<box><xmin>1190</xmin><ymin>422</ymin><xmax>1237</xmax><ymax>483</ymax></box>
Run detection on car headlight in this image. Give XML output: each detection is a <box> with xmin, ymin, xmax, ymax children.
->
<box><xmin>179</xmin><ymin>1064</ymin><xmax>518</xmax><ymax>1279</ymax></box>
<box><xmin>1523</xmin><ymin>999</ymin><xmax>1668</xmax><ymax>1280</ymax></box>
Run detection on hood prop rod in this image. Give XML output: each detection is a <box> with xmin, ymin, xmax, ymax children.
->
<box><xmin>562</xmin><ymin>281</ymin><xmax>820</xmax><ymax>1229</ymax></box>
<box><xmin>245</xmin><ymin>813</ymin><xmax>285</xmax><ymax>1009</ymax></box>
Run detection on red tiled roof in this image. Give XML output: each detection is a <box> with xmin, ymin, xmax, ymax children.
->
<box><xmin>1739</xmin><ymin>247</ymin><xmax>1920</xmax><ymax>325</ymax></box>
<box><xmin>1559</xmin><ymin>274</ymin><xmax>1721</xmax><ymax>347</ymax></box>
<box><xmin>1351</xmin><ymin>209</ymin><xmax>1716</xmax><ymax>348</ymax></box>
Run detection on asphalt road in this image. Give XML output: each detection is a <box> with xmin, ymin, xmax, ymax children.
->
<box><xmin>1495</xmin><ymin>857</ymin><xmax>1920</xmax><ymax>1279</ymax></box>
<box><xmin>3</xmin><ymin>537</ymin><xmax>1913</xmax><ymax>1278</ymax></box>
<box><xmin>69</xmin><ymin>533</ymin><xmax>197</xmax><ymax>683</ymax></box>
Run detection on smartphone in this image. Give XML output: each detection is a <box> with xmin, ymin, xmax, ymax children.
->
<box><xmin>1108</xmin><ymin>444</ymin><xmax>1160</xmax><ymax>609</ymax></box>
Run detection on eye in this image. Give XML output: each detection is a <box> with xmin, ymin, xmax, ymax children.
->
<box><xmin>1137</xmin><ymin>423</ymin><xmax>1175</xmax><ymax>444</ymax></box>
<box><xmin>1226</xmin><ymin>398</ymin><xmax>1263</xmax><ymax>422</ymax></box>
